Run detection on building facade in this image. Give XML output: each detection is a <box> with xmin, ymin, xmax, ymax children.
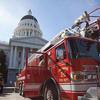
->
<box><xmin>0</xmin><ymin>10</ymin><xmax>48</xmax><ymax>86</ymax></box>
<box><xmin>0</xmin><ymin>42</ymin><xmax>10</xmax><ymax>66</ymax></box>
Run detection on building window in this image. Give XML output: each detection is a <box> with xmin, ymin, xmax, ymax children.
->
<box><xmin>30</xmin><ymin>23</ymin><xmax>32</xmax><ymax>26</ymax></box>
<box><xmin>30</xmin><ymin>31</ymin><xmax>32</xmax><ymax>36</ymax></box>
<box><xmin>27</xmin><ymin>31</ymin><xmax>29</xmax><ymax>36</ymax></box>
<box><xmin>27</xmin><ymin>23</ymin><xmax>29</xmax><ymax>26</ymax></box>
<box><xmin>34</xmin><ymin>25</ymin><xmax>36</xmax><ymax>28</ymax></box>
<box><xmin>18</xmin><ymin>51</ymin><xmax>21</xmax><ymax>57</ymax></box>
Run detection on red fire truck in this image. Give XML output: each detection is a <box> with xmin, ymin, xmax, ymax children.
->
<box><xmin>17</xmin><ymin>9</ymin><xmax>100</xmax><ymax>100</ymax></box>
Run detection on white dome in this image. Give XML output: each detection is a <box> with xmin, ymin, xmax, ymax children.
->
<box><xmin>13</xmin><ymin>10</ymin><xmax>43</xmax><ymax>38</ymax></box>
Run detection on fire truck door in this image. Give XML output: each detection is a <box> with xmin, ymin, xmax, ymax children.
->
<box><xmin>55</xmin><ymin>43</ymin><xmax>70</xmax><ymax>83</ymax></box>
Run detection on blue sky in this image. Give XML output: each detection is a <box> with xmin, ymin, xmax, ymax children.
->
<box><xmin>0</xmin><ymin>0</ymin><xmax>100</xmax><ymax>42</ymax></box>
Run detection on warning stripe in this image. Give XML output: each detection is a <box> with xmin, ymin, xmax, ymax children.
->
<box><xmin>60</xmin><ymin>83</ymin><xmax>97</xmax><ymax>92</ymax></box>
<box><xmin>61</xmin><ymin>90</ymin><xmax>85</xmax><ymax>94</ymax></box>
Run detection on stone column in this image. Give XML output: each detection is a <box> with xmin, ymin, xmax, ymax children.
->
<box><xmin>13</xmin><ymin>46</ymin><xmax>17</xmax><ymax>68</ymax></box>
<box><xmin>21</xmin><ymin>48</ymin><xmax>25</xmax><ymax>68</ymax></box>
<box><xmin>25</xmin><ymin>30</ymin><xmax>27</xmax><ymax>36</ymax></box>
<box><xmin>28</xmin><ymin>30</ymin><xmax>30</xmax><ymax>36</ymax></box>
<box><xmin>9</xmin><ymin>46</ymin><xmax>14</xmax><ymax>68</ymax></box>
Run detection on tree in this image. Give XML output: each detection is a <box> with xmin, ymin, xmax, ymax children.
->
<box><xmin>0</xmin><ymin>50</ymin><xmax>7</xmax><ymax>83</ymax></box>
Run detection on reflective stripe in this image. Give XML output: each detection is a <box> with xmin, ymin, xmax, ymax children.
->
<box><xmin>61</xmin><ymin>90</ymin><xmax>85</xmax><ymax>93</ymax></box>
<box><xmin>60</xmin><ymin>83</ymin><xmax>97</xmax><ymax>92</ymax></box>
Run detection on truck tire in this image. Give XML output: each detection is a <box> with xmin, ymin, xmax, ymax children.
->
<box><xmin>43</xmin><ymin>83</ymin><xmax>59</xmax><ymax>100</ymax></box>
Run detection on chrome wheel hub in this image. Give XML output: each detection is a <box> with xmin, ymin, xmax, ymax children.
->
<box><xmin>46</xmin><ymin>90</ymin><xmax>53</xmax><ymax>100</ymax></box>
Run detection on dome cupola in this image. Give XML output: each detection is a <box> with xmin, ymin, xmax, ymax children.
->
<box><xmin>13</xmin><ymin>10</ymin><xmax>42</xmax><ymax>38</ymax></box>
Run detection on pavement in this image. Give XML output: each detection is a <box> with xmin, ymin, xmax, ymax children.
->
<box><xmin>1</xmin><ymin>87</ymin><xmax>100</xmax><ymax>100</ymax></box>
<box><xmin>0</xmin><ymin>87</ymin><xmax>43</xmax><ymax>100</ymax></box>
<box><xmin>3</xmin><ymin>87</ymin><xmax>15</xmax><ymax>93</ymax></box>
<box><xmin>0</xmin><ymin>93</ymin><xmax>31</xmax><ymax>100</ymax></box>
<box><xmin>0</xmin><ymin>93</ymin><xmax>43</xmax><ymax>100</ymax></box>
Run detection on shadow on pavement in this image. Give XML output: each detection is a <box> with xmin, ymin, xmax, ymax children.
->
<box><xmin>30</xmin><ymin>96</ymin><xmax>44</xmax><ymax>100</ymax></box>
<box><xmin>0</xmin><ymin>93</ymin><xmax>10</xmax><ymax>97</ymax></box>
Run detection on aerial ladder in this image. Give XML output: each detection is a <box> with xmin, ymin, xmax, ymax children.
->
<box><xmin>72</xmin><ymin>8</ymin><xmax>100</xmax><ymax>99</ymax></box>
<box><xmin>39</xmin><ymin>8</ymin><xmax>100</xmax><ymax>53</ymax></box>
<box><xmin>28</xmin><ymin>8</ymin><xmax>100</xmax><ymax>70</ymax></box>
<box><xmin>72</xmin><ymin>8</ymin><xmax>100</xmax><ymax>41</ymax></box>
<box><xmin>29</xmin><ymin>8</ymin><xmax>100</xmax><ymax>66</ymax></box>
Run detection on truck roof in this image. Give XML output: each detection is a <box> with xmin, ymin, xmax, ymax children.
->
<box><xmin>28</xmin><ymin>29</ymin><xmax>99</xmax><ymax>63</ymax></box>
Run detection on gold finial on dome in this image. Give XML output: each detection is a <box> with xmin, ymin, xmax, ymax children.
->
<box><xmin>28</xmin><ymin>9</ymin><xmax>32</xmax><ymax>15</ymax></box>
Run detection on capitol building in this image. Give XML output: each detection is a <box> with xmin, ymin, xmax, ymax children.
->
<box><xmin>0</xmin><ymin>10</ymin><xmax>48</xmax><ymax>86</ymax></box>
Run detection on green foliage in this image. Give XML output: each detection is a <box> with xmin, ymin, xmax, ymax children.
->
<box><xmin>0</xmin><ymin>50</ymin><xmax>7</xmax><ymax>83</ymax></box>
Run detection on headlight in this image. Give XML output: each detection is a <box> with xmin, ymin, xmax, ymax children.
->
<box><xmin>71</xmin><ymin>72</ymin><xmax>84</xmax><ymax>82</ymax></box>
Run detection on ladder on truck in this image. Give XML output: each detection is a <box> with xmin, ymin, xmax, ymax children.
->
<box><xmin>40</xmin><ymin>8</ymin><xmax>100</xmax><ymax>53</ymax></box>
<box><xmin>39</xmin><ymin>28</ymin><xmax>75</xmax><ymax>52</ymax></box>
<box><xmin>72</xmin><ymin>8</ymin><xmax>100</xmax><ymax>41</ymax></box>
<box><xmin>29</xmin><ymin>8</ymin><xmax>100</xmax><ymax>64</ymax></box>
<box><xmin>28</xmin><ymin>28</ymin><xmax>75</xmax><ymax>62</ymax></box>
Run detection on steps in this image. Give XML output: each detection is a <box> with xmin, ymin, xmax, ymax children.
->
<box><xmin>2</xmin><ymin>87</ymin><xmax>19</xmax><ymax>93</ymax></box>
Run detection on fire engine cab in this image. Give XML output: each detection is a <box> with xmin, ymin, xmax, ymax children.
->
<box><xmin>17</xmin><ymin>8</ymin><xmax>100</xmax><ymax>100</ymax></box>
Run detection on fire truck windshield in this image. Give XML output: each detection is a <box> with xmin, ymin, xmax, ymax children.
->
<box><xmin>68</xmin><ymin>38</ymin><xmax>100</xmax><ymax>59</ymax></box>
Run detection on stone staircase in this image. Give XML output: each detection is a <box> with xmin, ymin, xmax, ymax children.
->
<box><xmin>3</xmin><ymin>87</ymin><xmax>19</xmax><ymax>93</ymax></box>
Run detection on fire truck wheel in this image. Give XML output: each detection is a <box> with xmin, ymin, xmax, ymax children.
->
<box><xmin>44</xmin><ymin>83</ymin><xmax>58</xmax><ymax>100</ymax></box>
